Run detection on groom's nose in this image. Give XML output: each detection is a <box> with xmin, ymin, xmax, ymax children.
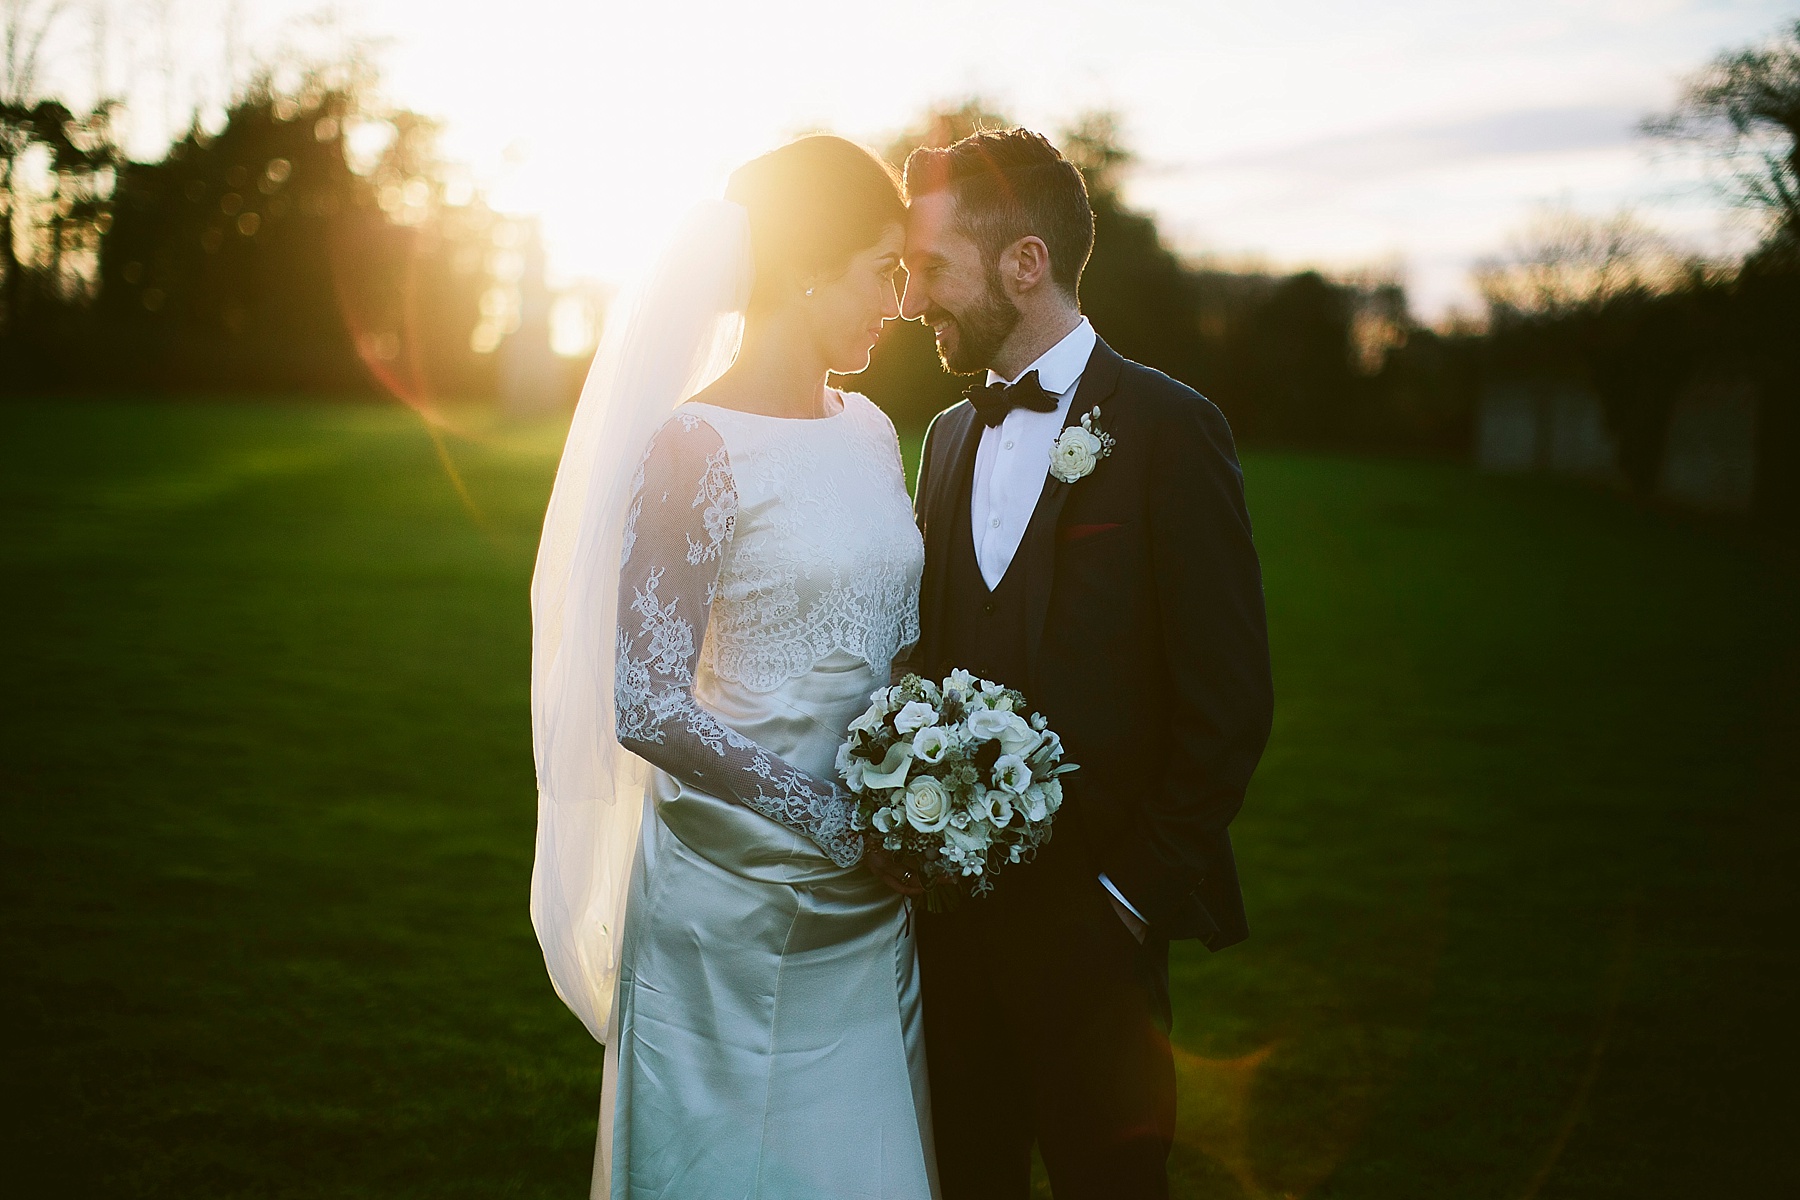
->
<box><xmin>899</xmin><ymin>270</ymin><xmax>928</xmax><ymax>321</ymax></box>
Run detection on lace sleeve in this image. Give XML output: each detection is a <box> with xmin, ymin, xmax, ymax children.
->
<box><xmin>614</xmin><ymin>413</ymin><xmax>863</xmax><ymax>867</ymax></box>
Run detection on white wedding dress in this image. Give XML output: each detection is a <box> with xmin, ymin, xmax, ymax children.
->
<box><xmin>599</xmin><ymin>389</ymin><xmax>937</xmax><ymax>1200</ymax></box>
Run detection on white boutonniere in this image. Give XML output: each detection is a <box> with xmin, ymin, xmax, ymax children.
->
<box><xmin>1048</xmin><ymin>406</ymin><xmax>1116</xmax><ymax>483</ymax></box>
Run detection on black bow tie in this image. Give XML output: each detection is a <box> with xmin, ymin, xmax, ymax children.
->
<box><xmin>968</xmin><ymin>371</ymin><xmax>1059</xmax><ymax>428</ymax></box>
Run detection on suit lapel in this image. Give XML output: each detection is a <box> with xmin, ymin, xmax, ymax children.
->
<box><xmin>921</xmin><ymin>402</ymin><xmax>982</xmax><ymax>656</ymax></box>
<box><xmin>1021</xmin><ymin>338</ymin><xmax>1124</xmax><ymax>677</ymax></box>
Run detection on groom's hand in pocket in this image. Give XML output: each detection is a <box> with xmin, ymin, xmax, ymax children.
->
<box><xmin>867</xmin><ymin>846</ymin><xmax>926</xmax><ymax>896</ymax></box>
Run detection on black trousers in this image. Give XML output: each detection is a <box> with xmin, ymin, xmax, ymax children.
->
<box><xmin>917</xmin><ymin>849</ymin><xmax>1176</xmax><ymax>1200</ymax></box>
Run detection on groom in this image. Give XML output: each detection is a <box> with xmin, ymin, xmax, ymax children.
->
<box><xmin>889</xmin><ymin>129</ymin><xmax>1274</xmax><ymax>1199</ymax></box>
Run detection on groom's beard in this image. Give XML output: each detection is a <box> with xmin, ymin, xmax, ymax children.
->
<box><xmin>929</xmin><ymin>273</ymin><xmax>1021</xmax><ymax>375</ymax></box>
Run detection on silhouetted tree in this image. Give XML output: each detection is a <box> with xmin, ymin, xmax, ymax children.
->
<box><xmin>1644</xmin><ymin>19</ymin><xmax>1800</xmax><ymax>520</ymax></box>
<box><xmin>96</xmin><ymin>80</ymin><xmax>376</xmax><ymax>389</ymax></box>
<box><xmin>1241</xmin><ymin>271</ymin><xmax>1359</xmax><ymax>444</ymax></box>
<box><xmin>8</xmin><ymin>68</ymin><xmax>501</xmax><ymax>398</ymax></box>
<box><xmin>0</xmin><ymin>96</ymin><xmax>120</xmax><ymax>334</ymax></box>
<box><xmin>2</xmin><ymin>0</ymin><xmax>110</xmax><ymax>334</ymax></box>
<box><xmin>1474</xmin><ymin>207</ymin><xmax>1693</xmax><ymax>321</ymax></box>
<box><xmin>1646</xmin><ymin>19</ymin><xmax>1800</xmax><ymax>267</ymax></box>
<box><xmin>1464</xmin><ymin>20</ymin><xmax>1800</xmax><ymax>518</ymax></box>
<box><xmin>1062</xmin><ymin>111</ymin><xmax>1207</xmax><ymax>400</ymax></box>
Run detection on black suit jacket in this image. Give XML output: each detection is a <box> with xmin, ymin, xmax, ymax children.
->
<box><xmin>911</xmin><ymin>337</ymin><xmax>1273</xmax><ymax>948</ymax></box>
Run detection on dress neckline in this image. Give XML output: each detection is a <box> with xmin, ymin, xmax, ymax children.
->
<box><xmin>684</xmin><ymin>389</ymin><xmax>851</xmax><ymax>424</ymax></box>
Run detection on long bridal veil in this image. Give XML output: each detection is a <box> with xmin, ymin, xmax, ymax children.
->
<box><xmin>529</xmin><ymin>200</ymin><xmax>752</xmax><ymax>1042</ymax></box>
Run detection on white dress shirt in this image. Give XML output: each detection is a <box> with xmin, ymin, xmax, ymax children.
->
<box><xmin>969</xmin><ymin>317</ymin><xmax>1097</xmax><ymax>590</ymax></box>
<box><xmin>966</xmin><ymin>317</ymin><xmax>1147</xmax><ymax>932</ymax></box>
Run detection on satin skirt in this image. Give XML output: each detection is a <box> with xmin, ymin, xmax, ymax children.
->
<box><xmin>596</xmin><ymin>651</ymin><xmax>938</xmax><ymax>1200</ymax></box>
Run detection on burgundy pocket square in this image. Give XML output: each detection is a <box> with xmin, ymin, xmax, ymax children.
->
<box><xmin>1060</xmin><ymin>522</ymin><xmax>1123</xmax><ymax>543</ymax></box>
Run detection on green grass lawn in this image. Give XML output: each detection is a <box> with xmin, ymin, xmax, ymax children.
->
<box><xmin>3</xmin><ymin>398</ymin><xmax>1795</xmax><ymax>1198</ymax></box>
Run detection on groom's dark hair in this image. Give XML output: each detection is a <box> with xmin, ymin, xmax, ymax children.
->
<box><xmin>903</xmin><ymin>129</ymin><xmax>1094</xmax><ymax>300</ymax></box>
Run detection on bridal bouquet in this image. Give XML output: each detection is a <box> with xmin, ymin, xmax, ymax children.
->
<box><xmin>836</xmin><ymin>669</ymin><xmax>1077</xmax><ymax>907</ymax></box>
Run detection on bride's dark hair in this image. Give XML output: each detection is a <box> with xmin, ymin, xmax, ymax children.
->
<box><xmin>726</xmin><ymin>135</ymin><xmax>905</xmax><ymax>313</ymax></box>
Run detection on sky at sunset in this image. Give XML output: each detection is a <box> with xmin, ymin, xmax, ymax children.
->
<box><xmin>38</xmin><ymin>0</ymin><xmax>1800</xmax><ymax>318</ymax></box>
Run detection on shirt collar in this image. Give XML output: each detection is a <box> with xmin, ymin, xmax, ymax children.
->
<box><xmin>986</xmin><ymin>316</ymin><xmax>1096</xmax><ymax>395</ymax></box>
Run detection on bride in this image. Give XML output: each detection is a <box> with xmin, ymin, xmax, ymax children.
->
<box><xmin>529</xmin><ymin>136</ymin><xmax>936</xmax><ymax>1198</ymax></box>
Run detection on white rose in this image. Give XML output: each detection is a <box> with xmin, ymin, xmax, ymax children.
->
<box><xmin>903</xmin><ymin>776</ymin><xmax>952</xmax><ymax>832</ymax></box>
<box><xmin>996</xmin><ymin>713</ymin><xmax>1041</xmax><ymax>757</ymax></box>
<box><xmin>991</xmin><ymin>753</ymin><xmax>1031</xmax><ymax>795</ymax></box>
<box><xmin>912</xmin><ymin>726</ymin><xmax>951</xmax><ymax>764</ymax></box>
<box><xmin>894</xmin><ymin>700</ymin><xmax>939</xmax><ymax>736</ymax></box>
<box><xmin>1050</xmin><ymin>427</ymin><xmax>1102</xmax><ymax>482</ymax></box>
<box><xmin>861</xmin><ymin>741</ymin><xmax>913</xmax><ymax>791</ymax></box>
<box><xmin>1039</xmin><ymin>775</ymin><xmax>1064</xmax><ymax>813</ymax></box>
<box><xmin>965</xmin><ymin>707</ymin><xmax>1013</xmax><ymax>742</ymax></box>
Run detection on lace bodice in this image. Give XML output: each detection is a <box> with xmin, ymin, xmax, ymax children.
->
<box><xmin>613</xmin><ymin>391</ymin><xmax>924</xmax><ymax>867</ymax></box>
<box><xmin>693</xmin><ymin>395</ymin><xmax>923</xmax><ymax>692</ymax></box>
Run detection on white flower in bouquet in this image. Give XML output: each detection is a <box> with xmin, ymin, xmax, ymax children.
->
<box><xmin>991</xmin><ymin>754</ymin><xmax>1031</xmax><ymax>795</ymax></box>
<box><xmin>903</xmin><ymin>776</ymin><xmax>952</xmax><ymax>832</ymax></box>
<box><xmin>998</xmin><ymin>716</ymin><xmax>1041</xmax><ymax>758</ymax></box>
<box><xmin>862</xmin><ymin>741</ymin><xmax>912</xmax><ymax>790</ymax></box>
<box><xmin>965</xmin><ymin>707</ymin><xmax>1013</xmax><ymax>742</ymax></box>
<box><xmin>1026</xmin><ymin>729</ymin><xmax>1062</xmax><ymax>766</ymax></box>
<box><xmin>981</xmin><ymin>788</ymin><xmax>1016</xmax><ymax>828</ymax></box>
<box><xmin>894</xmin><ymin>700</ymin><xmax>939</xmax><ymax>735</ymax></box>
<box><xmin>912</xmin><ymin>726</ymin><xmax>951</xmax><ymax>764</ymax></box>
<box><xmin>945</xmin><ymin>818</ymin><xmax>992</xmax><ymax>862</ymax></box>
